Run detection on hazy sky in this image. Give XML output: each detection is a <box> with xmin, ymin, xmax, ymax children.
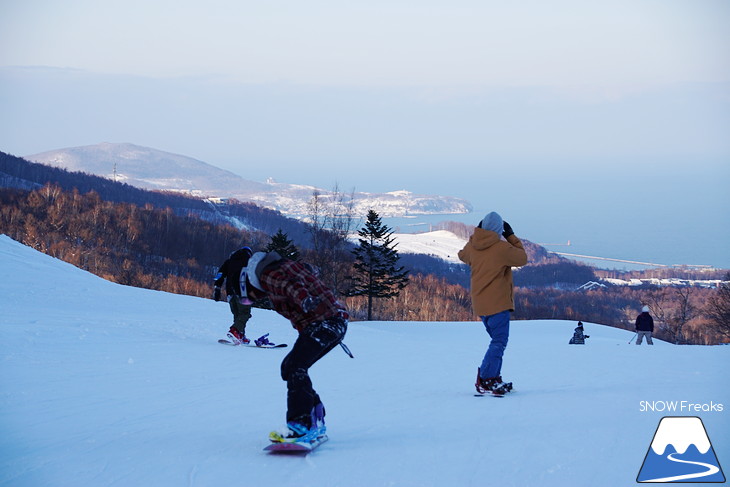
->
<box><xmin>3</xmin><ymin>0</ymin><xmax>729</xmax><ymax>86</ymax></box>
<box><xmin>1</xmin><ymin>0</ymin><xmax>729</xmax><ymax>266</ymax></box>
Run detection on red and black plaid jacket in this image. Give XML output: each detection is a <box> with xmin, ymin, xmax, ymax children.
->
<box><xmin>253</xmin><ymin>259</ymin><xmax>347</xmax><ymax>333</ymax></box>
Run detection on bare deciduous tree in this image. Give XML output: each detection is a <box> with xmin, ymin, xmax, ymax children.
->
<box><xmin>646</xmin><ymin>286</ymin><xmax>696</xmax><ymax>344</ymax></box>
<box><xmin>706</xmin><ymin>273</ymin><xmax>730</xmax><ymax>340</ymax></box>
<box><xmin>306</xmin><ymin>185</ymin><xmax>358</xmax><ymax>295</ymax></box>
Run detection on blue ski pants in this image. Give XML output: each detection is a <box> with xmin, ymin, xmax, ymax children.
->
<box><xmin>479</xmin><ymin>310</ymin><xmax>510</xmax><ymax>379</ymax></box>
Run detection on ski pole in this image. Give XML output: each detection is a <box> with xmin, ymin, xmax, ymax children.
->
<box><xmin>628</xmin><ymin>333</ymin><xmax>637</xmax><ymax>344</ymax></box>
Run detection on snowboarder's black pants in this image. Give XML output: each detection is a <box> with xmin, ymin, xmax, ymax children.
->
<box><xmin>228</xmin><ymin>297</ymin><xmax>252</xmax><ymax>334</ymax></box>
<box><xmin>280</xmin><ymin>316</ymin><xmax>347</xmax><ymax>427</ymax></box>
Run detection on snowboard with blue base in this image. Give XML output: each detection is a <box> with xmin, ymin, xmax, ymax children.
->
<box><xmin>264</xmin><ymin>434</ymin><xmax>328</xmax><ymax>453</ymax></box>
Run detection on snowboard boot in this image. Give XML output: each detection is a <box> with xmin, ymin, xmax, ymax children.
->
<box><xmin>497</xmin><ymin>376</ymin><xmax>513</xmax><ymax>393</ymax></box>
<box><xmin>254</xmin><ymin>333</ymin><xmax>272</xmax><ymax>347</ymax></box>
<box><xmin>475</xmin><ymin>368</ymin><xmax>511</xmax><ymax>396</ymax></box>
<box><xmin>475</xmin><ymin>368</ymin><xmax>488</xmax><ymax>394</ymax></box>
<box><xmin>227</xmin><ymin>326</ymin><xmax>249</xmax><ymax>345</ymax></box>
<box><xmin>310</xmin><ymin>403</ymin><xmax>326</xmax><ymax>438</ymax></box>
<box><xmin>269</xmin><ymin>421</ymin><xmax>319</xmax><ymax>444</ymax></box>
<box><xmin>483</xmin><ymin>377</ymin><xmax>511</xmax><ymax>396</ymax></box>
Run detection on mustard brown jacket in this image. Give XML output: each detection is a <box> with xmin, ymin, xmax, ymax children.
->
<box><xmin>458</xmin><ymin>228</ymin><xmax>528</xmax><ymax>317</ymax></box>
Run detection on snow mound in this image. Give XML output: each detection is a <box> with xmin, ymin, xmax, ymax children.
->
<box><xmin>393</xmin><ymin>229</ymin><xmax>467</xmax><ymax>264</ymax></box>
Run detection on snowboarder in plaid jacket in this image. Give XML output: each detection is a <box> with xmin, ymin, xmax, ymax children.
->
<box><xmin>243</xmin><ymin>251</ymin><xmax>348</xmax><ymax>441</ymax></box>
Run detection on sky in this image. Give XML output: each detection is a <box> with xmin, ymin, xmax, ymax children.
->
<box><xmin>1</xmin><ymin>0</ymin><xmax>729</xmax><ymax>267</ymax></box>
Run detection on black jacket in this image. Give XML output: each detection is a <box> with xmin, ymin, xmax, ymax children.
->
<box><xmin>569</xmin><ymin>326</ymin><xmax>588</xmax><ymax>344</ymax></box>
<box><xmin>635</xmin><ymin>312</ymin><xmax>654</xmax><ymax>332</ymax></box>
<box><xmin>214</xmin><ymin>248</ymin><xmax>251</xmax><ymax>297</ymax></box>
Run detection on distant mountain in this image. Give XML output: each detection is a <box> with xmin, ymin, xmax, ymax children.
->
<box><xmin>26</xmin><ymin>143</ymin><xmax>472</xmax><ymax>217</ymax></box>
<box><xmin>0</xmin><ymin>149</ymin><xmax>313</xmax><ymax>248</ymax></box>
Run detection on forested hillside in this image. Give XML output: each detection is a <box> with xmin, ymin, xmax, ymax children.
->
<box><xmin>1</xmin><ymin>150</ymin><xmax>311</xmax><ymax>245</ymax></box>
<box><xmin>1</xmin><ymin>152</ymin><xmax>727</xmax><ymax>344</ymax></box>
<box><xmin>0</xmin><ymin>185</ymin><xmax>267</xmax><ymax>297</ymax></box>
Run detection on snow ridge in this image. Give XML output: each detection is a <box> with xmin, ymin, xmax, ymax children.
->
<box><xmin>26</xmin><ymin>143</ymin><xmax>472</xmax><ymax>217</ymax></box>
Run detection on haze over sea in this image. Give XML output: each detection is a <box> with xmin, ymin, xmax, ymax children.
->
<box><xmin>378</xmin><ymin>163</ymin><xmax>730</xmax><ymax>270</ymax></box>
<box><xmin>1</xmin><ymin>2</ymin><xmax>727</xmax><ymax>270</ymax></box>
<box><xmin>314</xmin><ymin>160</ymin><xmax>728</xmax><ymax>271</ymax></box>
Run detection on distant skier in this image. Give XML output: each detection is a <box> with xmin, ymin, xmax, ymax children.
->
<box><xmin>569</xmin><ymin>321</ymin><xmax>590</xmax><ymax>344</ymax></box>
<box><xmin>458</xmin><ymin>212</ymin><xmax>528</xmax><ymax>396</ymax></box>
<box><xmin>242</xmin><ymin>251</ymin><xmax>348</xmax><ymax>444</ymax></box>
<box><xmin>213</xmin><ymin>247</ymin><xmax>254</xmax><ymax>344</ymax></box>
<box><xmin>635</xmin><ymin>305</ymin><xmax>654</xmax><ymax>345</ymax></box>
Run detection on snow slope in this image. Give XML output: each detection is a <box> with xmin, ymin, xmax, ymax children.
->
<box><xmin>393</xmin><ymin>230</ymin><xmax>467</xmax><ymax>264</ymax></box>
<box><xmin>1</xmin><ymin>235</ymin><xmax>728</xmax><ymax>487</ymax></box>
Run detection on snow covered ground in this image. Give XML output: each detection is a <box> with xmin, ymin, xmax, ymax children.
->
<box><xmin>392</xmin><ymin>230</ymin><xmax>467</xmax><ymax>264</ymax></box>
<box><xmin>1</xmin><ymin>234</ymin><xmax>728</xmax><ymax>487</ymax></box>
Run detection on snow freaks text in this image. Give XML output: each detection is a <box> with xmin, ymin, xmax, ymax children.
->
<box><xmin>639</xmin><ymin>401</ymin><xmax>724</xmax><ymax>413</ymax></box>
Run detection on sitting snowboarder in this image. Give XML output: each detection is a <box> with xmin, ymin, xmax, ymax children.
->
<box><xmin>569</xmin><ymin>321</ymin><xmax>590</xmax><ymax>344</ymax></box>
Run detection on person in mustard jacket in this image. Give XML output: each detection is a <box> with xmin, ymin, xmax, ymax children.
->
<box><xmin>458</xmin><ymin>211</ymin><xmax>528</xmax><ymax>395</ymax></box>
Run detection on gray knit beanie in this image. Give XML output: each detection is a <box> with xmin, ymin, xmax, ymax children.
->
<box><xmin>479</xmin><ymin>211</ymin><xmax>503</xmax><ymax>234</ymax></box>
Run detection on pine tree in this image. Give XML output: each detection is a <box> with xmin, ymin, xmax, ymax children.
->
<box><xmin>265</xmin><ymin>229</ymin><xmax>300</xmax><ymax>261</ymax></box>
<box><xmin>348</xmin><ymin>210</ymin><xmax>409</xmax><ymax>320</ymax></box>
